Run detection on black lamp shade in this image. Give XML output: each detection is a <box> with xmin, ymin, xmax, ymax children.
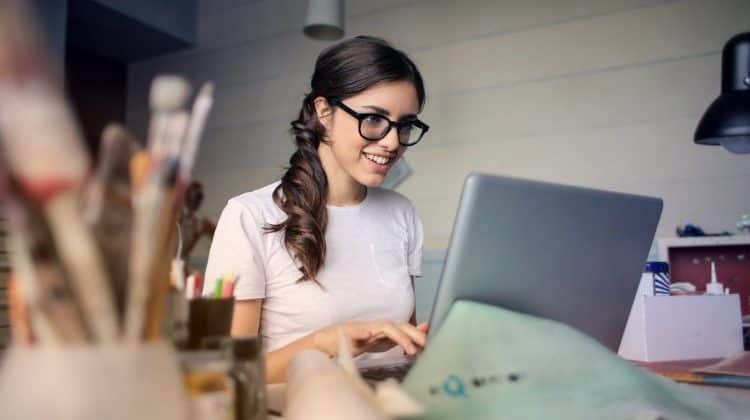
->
<box><xmin>694</xmin><ymin>32</ymin><xmax>750</xmax><ymax>152</ymax></box>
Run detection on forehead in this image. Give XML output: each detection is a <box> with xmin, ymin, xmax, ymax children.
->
<box><xmin>344</xmin><ymin>80</ymin><xmax>420</xmax><ymax>117</ymax></box>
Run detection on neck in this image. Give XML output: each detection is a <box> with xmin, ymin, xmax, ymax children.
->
<box><xmin>319</xmin><ymin>144</ymin><xmax>367</xmax><ymax>207</ymax></box>
<box><xmin>327</xmin><ymin>179</ymin><xmax>366</xmax><ymax>207</ymax></box>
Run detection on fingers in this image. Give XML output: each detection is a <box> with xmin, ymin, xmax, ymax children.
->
<box><xmin>345</xmin><ymin>325</ymin><xmax>373</xmax><ymax>356</ymax></box>
<box><xmin>314</xmin><ymin>323</ymin><xmax>372</xmax><ymax>357</ymax></box>
<box><xmin>379</xmin><ymin>322</ymin><xmax>418</xmax><ymax>355</ymax></box>
<box><xmin>349</xmin><ymin>327</ymin><xmax>372</xmax><ymax>342</ymax></box>
<box><xmin>397</xmin><ymin>323</ymin><xmax>427</xmax><ymax>348</ymax></box>
<box><xmin>340</xmin><ymin>320</ymin><xmax>429</xmax><ymax>357</ymax></box>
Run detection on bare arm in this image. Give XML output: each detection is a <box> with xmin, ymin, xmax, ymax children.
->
<box><xmin>230</xmin><ymin>299</ymin><xmax>261</xmax><ymax>336</ymax></box>
<box><xmin>409</xmin><ymin>276</ymin><xmax>417</xmax><ymax>326</ymax></box>
<box><xmin>231</xmin><ymin>300</ymin><xmax>361</xmax><ymax>384</ymax></box>
<box><xmin>231</xmin><ymin>299</ymin><xmax>427</xmax><ymax>384</ymax></box>
<box><xmin>231</xmin><ymin>299</ymin><xmax>315</xmax><ymax>383</ymax></box>
<box><xmin>232</xmin><ymin>299</ymin><xmax>317</xmax><ymax>384</ymax></box>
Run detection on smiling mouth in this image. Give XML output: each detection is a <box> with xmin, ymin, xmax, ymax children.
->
<box><xmin>363</xmin><ymin>152</ymin><xmax>392</xmax><ymax>165</ymax></box>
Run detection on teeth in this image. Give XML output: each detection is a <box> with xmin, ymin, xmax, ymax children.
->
<box><xmin>364</xmin><ymin>153</ymin><xmax>390</xmax><ymax>165</ymax></box>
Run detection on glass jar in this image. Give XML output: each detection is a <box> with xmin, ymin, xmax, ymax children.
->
<box><xmin>230</xmin><ymin>336</ymin><xmax>267</xmax><ymax>420</ymax></box>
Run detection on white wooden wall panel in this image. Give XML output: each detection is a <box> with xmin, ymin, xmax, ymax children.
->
<box><xmin>127</xmin><ymin>0</ymin><xmax>750</xmax><ymax>257</ymax></box>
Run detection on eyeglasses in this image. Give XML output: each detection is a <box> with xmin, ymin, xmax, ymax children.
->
<box><xmin>328</xmin><ymin>98</ymin><xmax>429</xmax><ymax>146</ymax></box>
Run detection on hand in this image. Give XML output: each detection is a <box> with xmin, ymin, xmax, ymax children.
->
<box><xmin>312</xmin><ymin>320</ymin><xmax>429</xmax><ymax>358</ymax></box>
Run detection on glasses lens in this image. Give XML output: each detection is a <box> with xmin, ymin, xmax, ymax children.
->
<box><xmin>360</xmin><ymin>115</ymin><xmax>390</xmax><ymax>140</ymax></box>
<box><xmin>398</xmin><ymin>122</ymin><xmax>424</xmax><ymax>146</ymax></box>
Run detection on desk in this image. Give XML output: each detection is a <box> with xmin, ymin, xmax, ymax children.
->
<box><xmin>264</xmin><ymin>372</ymin><xmax>750</xmax><ymax>419</ymax></box>
<box><xmin>633</xmin><ymin>359</ymin><xmax>750</xmax><ymax>400</ymax></box>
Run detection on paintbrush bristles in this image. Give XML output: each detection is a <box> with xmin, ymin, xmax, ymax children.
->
<box><xmin>149</xmin><ymin>75</ymin><xmax>192</xmax><ymax>112</ymax></box>
<box><xmin>199</xmin><ymin>82</ymin><xmax>214</xmax><ymax>99</ymax></box>
<box><xmin>178</xmin><ymin>82</ymin><xmax>215</xmax><ymax>182</ymax></box>
<box><xmin>147</xmin><ymin>75</ymin><xmax>191</xmax><ymax>158</ymax></box>
<box><xmin>0</xmin><ymin>83</ymin><xmax>89</xmax><ymax>192</ymax></box>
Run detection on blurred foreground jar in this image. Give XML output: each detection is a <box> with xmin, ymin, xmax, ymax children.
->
<box><xmin>181</xmin><ymin>343</ymin><xmax>235</xmax><ymax>420</ymax></box>
<box><xmin>180</xmin><ymin>335</ymin><xmax>266</xmax><ymax>420</ymax></box>
<box><xmin>231</xmin><ymin>336</ymin><xmax>267</xmax><ymax>420</ymax></box>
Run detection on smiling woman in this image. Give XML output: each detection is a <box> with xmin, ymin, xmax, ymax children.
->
<box><xmin>202</xmin><ymin>36</ymin><xmax>430</xmax><ymax>383</ymax></box>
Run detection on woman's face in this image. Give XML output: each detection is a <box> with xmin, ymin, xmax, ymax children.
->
<box><xmin>316</xmin><ymin>80</ymin><xmax>420</xmax><ymax>188</ymax></box>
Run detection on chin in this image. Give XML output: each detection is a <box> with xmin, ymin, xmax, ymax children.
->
<box><xmin>357</xmin><ymin>173</ymin><xmax>387</xmax><ymax>188</ymax></box>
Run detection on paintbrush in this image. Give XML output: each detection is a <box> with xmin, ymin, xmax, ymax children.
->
<box><xmin>0</xmin><ymin>0</ymin><xmax>61</xmax><ymax>88</ymax></box>
<box><xmin>142</xmin><ymin>82</ymin><xmax>215</xmax><ymax>339</ymax></box>
<box><xmin>140</xmin><ymin>82</ymin><xmax>215</xmax><ymax>339</ymax></box>
<box><xmin>0</xmin><ymin>85</ymin><xmax>119</xmax><ymax>344</ymax></box>
<box><xmin>147</xmin><ymin>75</ymin><xmax>192</xmax><ymax>159</ymax></box>
<box><xmin>7</xmin><ymin>273</ymin><xmax>34</xmax><ymax>346</ymax></box>
<box><xmin>0</xmin><ymin>3</ymin><xmax>118</xmax><ymax>343</ymax></box>
<box><xmin>179</xmin><ymin>82</ymin><xmax>214</xmax><ymax>184</ymax></box>
<box><xmin>124</xmin><ymin>75</ymin><xmax>191</xmax><ymax>342</ymax></box>
<box><xmin>84</xmin><ymin>123</ymin><xmax>141</xmax><ymax>320</ymax></box>
<box><xmin>2</xmin><ymin>178</ymin><xmax>91</xmax><ymax>345</ymax></box>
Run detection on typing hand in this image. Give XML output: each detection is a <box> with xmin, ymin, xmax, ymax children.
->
<box><xmin>313</xmin><ymin>321</ymin><xmax>428</xmax><ymax>358</ymax></box>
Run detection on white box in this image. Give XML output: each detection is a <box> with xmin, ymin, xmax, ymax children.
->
<box><xmin>618</xmin><ymin>294</ymin><xmax>744</xmax><ymax>362</ymax></box>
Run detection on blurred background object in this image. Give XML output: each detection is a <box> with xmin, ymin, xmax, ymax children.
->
<box><xmin>303</xmin><ymin>0</ymin><xmax>345</xmax><ymax>41</ymax></box>
<box><xmin>178</xmin><ymin>181</ymin><xmax>216</xmax><ymax>267</ymax></box>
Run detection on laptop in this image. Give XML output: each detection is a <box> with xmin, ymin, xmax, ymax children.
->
<box><xmin>359</xmin><ymin>172</ymin><xmax>663</xmax><ymax>381</ymax></box>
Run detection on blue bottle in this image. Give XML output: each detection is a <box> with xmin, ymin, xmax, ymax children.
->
<box><xmin>644</xmin><ymin>261</ymin><xmax>670</xmax><ymax>296</ymax></box>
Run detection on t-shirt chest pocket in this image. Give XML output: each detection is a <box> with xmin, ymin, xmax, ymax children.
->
<box><xmin>369</xmin><ymin>243</ymin><xmax>410</xmax><ymax>288</ymax></box>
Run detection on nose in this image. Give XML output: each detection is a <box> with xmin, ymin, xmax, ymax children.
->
<box><xmin>378</xmin><ymin>126</ymin><xmax>401</xmax><ymax>151</ymax></box>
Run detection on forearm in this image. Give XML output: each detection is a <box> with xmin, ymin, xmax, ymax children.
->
<box><xmin>264</xmin><ymin>332</ymin><xmax>324</xmax><ymax>384</ymax></box>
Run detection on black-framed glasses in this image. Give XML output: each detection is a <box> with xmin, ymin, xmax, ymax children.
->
<box><xmin>328</xmin><ymin>98</ymin><xmax>429</xmax><ymax>146</ymax></box>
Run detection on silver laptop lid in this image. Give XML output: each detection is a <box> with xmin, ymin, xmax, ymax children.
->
<box><xmin>427</xmin><ymin>173</ymin><xmax>663</xmax><ymax>351</ymax></box>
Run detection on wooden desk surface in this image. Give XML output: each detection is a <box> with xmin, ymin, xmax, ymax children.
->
<box><xmin>632</xmin><ymin>358</ymin><xmax>750</xmax><ymax>400</ymax></box>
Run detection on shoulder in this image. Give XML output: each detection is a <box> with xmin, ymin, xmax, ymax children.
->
<box><xmin>223</xmin><ymin>181</ymin><xmax>285</xmax><ymax>224</ymax></box>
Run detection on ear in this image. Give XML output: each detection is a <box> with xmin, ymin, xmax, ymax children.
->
<box><xmin>313</xmin><ymin>96</ymin><xmax>333</xmax><ymax>130</ymax></box>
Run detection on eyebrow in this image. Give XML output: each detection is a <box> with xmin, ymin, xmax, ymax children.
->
<box><xmin>361</xmin><ymin>105</ymin><xmax>418</xmax><ymax>120</ymax></box>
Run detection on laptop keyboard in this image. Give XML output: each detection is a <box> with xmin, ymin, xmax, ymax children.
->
<box><xmin>359</xmin><ymin>362</ymin><xmax>413</xmax><ymax>382</ymax></box>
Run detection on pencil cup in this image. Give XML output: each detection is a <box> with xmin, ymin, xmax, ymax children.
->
<box><xmin>186</xmin><ymin>297</ymin><xmax>234</xmax><ymax>350</ymax></box>
<box><xmin>0</xmin><ymin>340</ymin><xmax>188</xmax><ymax>420</ymax></box>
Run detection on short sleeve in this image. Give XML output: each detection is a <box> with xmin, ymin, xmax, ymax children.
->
<box><xmin>406</xmin><ymin>203</ymin><xmax>424</xmax><ymax>277</ymax></box>
<box><xmin>203</xmin><ymin>199</ymin><xmax>267</xmax><ymax>299</ymax></box>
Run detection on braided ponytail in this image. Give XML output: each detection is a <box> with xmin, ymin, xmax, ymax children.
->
<box><xmin>266</xmin><ymin>95</ymin><xmax>329</xmax><ymax>282</ymax></box>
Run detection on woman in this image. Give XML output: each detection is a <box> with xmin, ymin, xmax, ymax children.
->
<box><xmin>204</xmin><ymin>36</ymin><xmax>430</xmax><ymax>383</ymax></box>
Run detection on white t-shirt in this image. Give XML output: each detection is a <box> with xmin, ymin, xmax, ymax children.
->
<box><xmin>203</xmin><ymin>181</ymin><xmax>424</xmax><ymax>352</ymax></box>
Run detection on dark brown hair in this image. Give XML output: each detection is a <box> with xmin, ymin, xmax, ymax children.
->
<box><xmin>266</xmin><ymin>36</ymin><xmax>425</xmax><ymax>282</ymax></box>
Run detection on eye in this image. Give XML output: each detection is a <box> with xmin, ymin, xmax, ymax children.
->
<box><xmin>399</xmin><ymin>120</ymin><xmax>416</xmax><ymax>132</ymax></box>
<box><xmin>364</xmin><ymin>114</ymin><xmax>385</xmax><ymax>124</ymax></box>
<box><xmin>398</xmin><ymin>122</ymin><xmax>415</xmax><ymax>132</ymax></box>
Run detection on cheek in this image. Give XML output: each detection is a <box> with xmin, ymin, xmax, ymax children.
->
<box><xmin>330</xmin><ymin>131</ymin><xmax>368</xmax><ymax>164</ymax></box>
<box><xmin>329</xmin><ymin>120</ymin><xmax>366</xmax><ymax>156</ymax></box>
